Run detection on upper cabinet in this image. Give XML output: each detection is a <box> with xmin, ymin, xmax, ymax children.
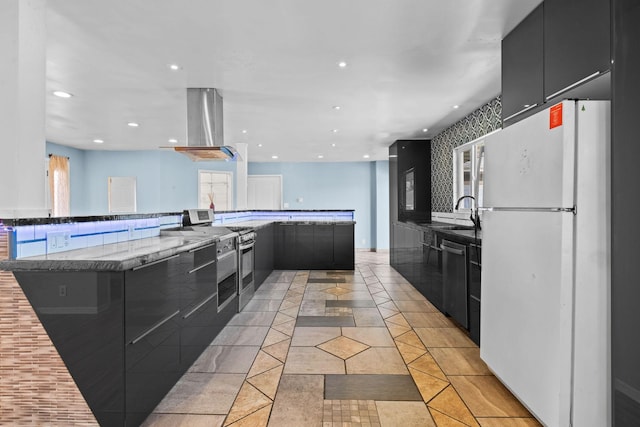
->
<box><xmin>544</xmin><ymin>0</ymin><xmax>611</xmax><ymax>100</ymax></box>
<box><xmin>389</xmin><ymin>139</ymin><xmax>431</xmax><ymax>223</ymax></box>
<box><xmin>502</xmin><ymin>0</ymin><xmax>611</xmax><ymax>125</ymax></box>
<box><xmin>502</xmin><ymin>4</ymin><xmax>544</xmax><ymax>122</ymax></box>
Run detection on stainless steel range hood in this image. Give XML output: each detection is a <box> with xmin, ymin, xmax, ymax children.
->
<box><xmin>172</xmin><ymin>88</ymin><xmax>240</xmax><ymax>161</ymax></box>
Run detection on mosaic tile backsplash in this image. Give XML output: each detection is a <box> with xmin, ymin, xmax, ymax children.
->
<box><xmin>431</xmin><ymin>96</ymin><xmax>502</xmax><ymax>213</ymax></box>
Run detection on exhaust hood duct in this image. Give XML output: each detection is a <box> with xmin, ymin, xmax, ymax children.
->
<box><xmin>172</xmin><ymin>88</ymin><xmax>240</xmax><ymax>161</ymax></box>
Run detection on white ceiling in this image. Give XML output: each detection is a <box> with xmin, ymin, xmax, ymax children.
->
<box><xmin>45</xmin><ymin>0</ymin><xmax>541</xmax><ymax>163</ymax></box>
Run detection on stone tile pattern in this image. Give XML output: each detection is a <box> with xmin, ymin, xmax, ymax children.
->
<box><xmin>432</xmin><ymin>96</ymin><xmax>502</xmax><ymax>212</ymax></box>
<box><xmin>144</xmin><ymin>250</ymin><xmax>541</xmax><ymax>427</ymax></box>
<box><xmin>0</xmin><ymin>230</ymin><xmax>98</xmax><ymax>425</ymax></box>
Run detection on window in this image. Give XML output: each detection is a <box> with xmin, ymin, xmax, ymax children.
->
<box><xmin>453</xmin><ymin>133</ymin><xmax>492</xmax><ymax>210</ymax></box>
<box><xmin>198</xmin><ymin>171</ymin><xmax>233</xmax><ymax>210</ymax></box>
<box><xmin>48</xmin><ymin>155</ymin><xmax>70</xmax><ymax>216</ymax></box>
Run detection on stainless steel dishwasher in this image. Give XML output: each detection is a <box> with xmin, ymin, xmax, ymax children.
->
<box><xmin>441</xmin><ymin>239</ymin><xmax>468</xmax><ymax>328</ymax></box>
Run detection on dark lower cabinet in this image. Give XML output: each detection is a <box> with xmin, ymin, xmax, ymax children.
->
<box><xmin>468</xmin><ymin>243</ymin><xmax>481</xmax><ymax>346</ymax></box>
<box><xmin>275</xmin><ymin>222</ymin><xmax>355</xmax><ymax>270</ymax></box>
<box><xmin>422</xmin><ymin>228</ymin><xmax>444</xmax><ymax>312</ymax></box>
<box><xmin>14</xmin><ymin>271</ymin><xmax>126</xmax><ymax>426</ymax></box>
<box><xmin>254</xmin><ymin>223</ymin><xmax>275</xmax><ymax>289</ymax></box>
<box><xmin>333</xmin><ymin>223</ymin><xmax>355</xmax><ymax>269</ymax></box>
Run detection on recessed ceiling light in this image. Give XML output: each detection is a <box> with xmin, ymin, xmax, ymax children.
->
<box><xmin>168</xmin><ymin>138</ymin><xmax>178</xmax><ymax>144</ymax></box>
<box><xmin>127</xmin><ymin>122</ymin><xmax>139</xmax><ymax>127</ymax></box>
<box><xmin>169</xmin><ymin>64</ymin><xmax>180</xmax><ymax>71</ymax></box>
<box><xmin>338</xmin><ymin>61</ymin><xmax>347</xmax><ymax>68</ymax></box>
<box><xmin>318</xmin><ymin>155</ymin><xmax>324</xmax><ymax>159</ymax></box>
<box><xmin>422</xmin><ymin>128</ymin><xmax>428</xmax><ymax>133</ymax></box>
<box><xmin>93</xmin><ymin>139</ymin><xmax>104</xmax><ymax>144</ymax></box>
<box><xmin>271</xmin><ymin>155</ymin><xmax>278</xmax><ymax>159</ymax></box>
<box><xmin>331</xmin><ymin>143</ymin><xmax>336</xmax><ymax>147</ymax></box>
<box><xmin>332</xmin><ymin>129</ymin><xmax>339</xmax><ymax>133</ymax></box>
<box><xmin>363</xmin><ymin>154</ymin><xmax>370</xmax><ymax>159</ymax></box>
<box><xmin>258</xmin><ymin>143</ymin><xmax>263</xmax><ymax>147</ymax></box>
<box><xmin>453</xmin><ymin>105</ymin><xmax>460</xmax><ymax>109</ymax></box>
<box><xmin>333</xmin><ymin>106</ymin><xmax>341</xmax><ymax>110</ymax></box>
<box><xmin>242</xmin><ymin>129</ymin><xmax>247</xmax><ymax>134</ymax></box>
<box><xmin>53</xmin><ymin>91</ymin><xmax>72</xmax><ymax>98</ymax></box>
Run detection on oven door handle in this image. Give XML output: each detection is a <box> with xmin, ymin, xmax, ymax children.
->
<box><xmin>239</xmin><ymin>242</ymin><xmax>255</xmax><ymax>251</ymax></box>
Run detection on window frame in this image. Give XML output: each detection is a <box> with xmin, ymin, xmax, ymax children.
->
<box><xmin>452</xmin><ymin>130</ymin><xmax>498</xmax><ymax>211</ymax></box>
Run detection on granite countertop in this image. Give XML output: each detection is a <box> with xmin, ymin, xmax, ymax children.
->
<box><xmin>0</xmin><ymin>235</ymin><xmax>217</xmax><ymax>272</ymax></box>
<box><xmin>223</xmin><ymin>219</ymin><xmax>356</xmax><ymax>229</ymax></box>
<box><xmin>396</xmin><ymin>220</ymin><xmax>482</xmax><ymax>244</ymax></box>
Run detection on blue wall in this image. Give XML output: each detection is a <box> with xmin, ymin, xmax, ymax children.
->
<box><xmin>46</xmin><ymin>142</ymin><xmax>390</xmax><ymax>249</ymax></box>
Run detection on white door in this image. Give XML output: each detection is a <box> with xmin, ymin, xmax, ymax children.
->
<box><xmin>248</xmin><ymin>175</ymin><xmax>282</xmax><ymax>209</ymax></box>
<box><xmin>198</xmin><ymin>171</ymin><xmax>233</xmax><ymax>210</ymax></box>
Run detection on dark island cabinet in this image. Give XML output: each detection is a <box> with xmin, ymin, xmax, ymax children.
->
<box><xmin>544</xmin><ymin>0</ymin><xmax>611</xmax><ymax>100</ymax></box>
<box><xmin>468</xmin><ymin>243</ymin><xmax>481</xmax><ymax>346</ymax></box>
<box><xmin>502</xmin><ymin>3</ymin><xmax>544</xmax><ymax>122</ymax></box>
<box><xmin>333</xmin><ymin>223</ymin><xmax>355</xmax><ymax>270</ymax></box>
<box><xmin>254</xmin><ymin>223</ymin><xmax>275</xmax><ymax>289</ymax></box>
<box><xmin>275</xmin><ymin>222</ymin><xmax>355</xmax><ymax>270</ymax></box>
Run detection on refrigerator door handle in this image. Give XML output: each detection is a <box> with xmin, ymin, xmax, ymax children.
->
<box><xmin>479</xmin><ymin>206</ymin><xmax>576</xmax><ymax>215</ymax></box>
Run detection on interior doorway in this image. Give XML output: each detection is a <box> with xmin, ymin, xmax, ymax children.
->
<box><xmin>248</xmin><ymin>175</ymin><xmax>283</xmax><ymax>209</ymax></box>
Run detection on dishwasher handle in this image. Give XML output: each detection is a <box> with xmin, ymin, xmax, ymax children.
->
<box><xmin>440</xmin><ymin>243</ymin><xmax>465</xmax><ymax>256</ymax></box>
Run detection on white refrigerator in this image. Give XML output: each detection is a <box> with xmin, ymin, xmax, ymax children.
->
<box><xmin>480</xmin><ymin>100</ymin><xmax>610</xmax><ymax>427</ymax></box>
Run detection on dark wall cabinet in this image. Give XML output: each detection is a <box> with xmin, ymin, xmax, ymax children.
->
<box><xmin>389</xmin><ymin>139</ymin><xmax>431</xmax><ymax>223</ymax></box>
<box><xmin>544</xmin><ymin>0</ymin><xmax>611</xmax><ymax>99</ymax></box>
<box><xmin>502</xmin><ymin>4</ymin><xmax>544</xmax><ymax>121</ymax></box>
<box><xmin>502</xmin><ymin>0</ymin><xmax>611</xmax><ymax>124</ymax></box>
<box><xmin>275</xmin><ymin>222</ymin><xmax>355</xmax><ymax>270</ymax></box>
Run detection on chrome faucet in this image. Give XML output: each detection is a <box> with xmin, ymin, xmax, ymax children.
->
<box><xmin>455</xmin><ymin>195</ymin><xmax>481</xmax><ymax>230</ymax></box>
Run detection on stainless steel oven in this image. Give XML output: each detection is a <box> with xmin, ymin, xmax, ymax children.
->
<box><xmin>216</xmin><ymin>234</ymin><xmax>238</xmax><ymax>312</ymax></box>
<box><xmin>237</xmin><ymin>230</ymin><xmax>256</xmax><ymax>311</ymax></box>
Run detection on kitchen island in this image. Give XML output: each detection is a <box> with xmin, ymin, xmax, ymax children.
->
<box><xmin>0</xmin><ymin>210</ymin><xmax>355</xmax><ymax>425</ymax></box>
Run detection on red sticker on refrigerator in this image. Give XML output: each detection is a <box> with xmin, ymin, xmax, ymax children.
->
<box><xmin>550</xmin><ymin>103</ymin><xmax>563</xmax><ymax>129</ymax></box>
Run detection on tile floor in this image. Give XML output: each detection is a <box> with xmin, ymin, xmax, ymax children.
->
<box><xmin>142</xmin><ymin>250</ymin><xmax>542</xmax><ymax>427</ymax></box>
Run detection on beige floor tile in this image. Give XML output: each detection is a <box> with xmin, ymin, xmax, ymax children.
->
<box><xmin>376</xmin><ymin>401</ymin><xmax>436</xmax><ymax>427</ymax></box>
<box><xmin>345</xmin><ymin>347</ymin><xmax>408</xmax><ymax>374</ymax></box>
<box><xmin>338</xmin><ymin>291</ymin><xmax>374</xmax><ymax>300</ymax></box>
<box><xmin>325</xmin><ymin>287</ymin><xmax>352</xmax><ymax>296</ymax></box>
<box><xmin>352</xmin><ymin>307</ymin><xmax>386</xmax><ymax>326</ymax></box>
<box><xmin>429</xmin><ymin>348</ymin><xmax>491</xmax><ymax>375</ymax></box>
<box><xmin>247</xmin><ymin>351</ymin><xmax>283</xmax><ymax>378</ymax></box>
<box><xmin>211</xmin><ymin>326</ymin><xmax>270</xmax><ymax>346</ymax></box>
<box><xmin>224</xmin><ymin>382</ymin><xmax>272</xmax><ymax>425</ymax></box>
<box><xmin>317</xmin><ymin>336</ymin><xmax>370</xmax><ymax>359</ymax></box>
<box><xmin>226</xmin><ymin>403</ymin><xmax>272</xmax><ymax>427</ymax></box>
<box><xmin>155</xmin><ymin>373</ymin><xmax>245</xmax><ymax>415</ymax></box>
<box><xmin>228</xmin><ymin>311</ymin><xmax>278</xmax><ymax>326</ymax></box>
<box><xmin>262</xmin><ymin>328</ymin><xmax>290</xmax><ymax>347</ymax></box>
<box><xmin>271</xmin><ymin>312</ymin><xmax>295</xmax><ymax>326</ymax></box>
<box><xmin>291</xmin><ymin>327</ymin><xmax>341</xmax><ymax>346</ymax></box>
<box><xmin>243</xmin><ymin>299</ymin><xmax>284</xmax><ymax>312</ymax></box>
<box><xmin>409</xmin><ymin>367</ymin><xmax>450</xmax><ymax>402</ymax></box>
<box><xmin>341</xmin><ymin>327</ymin><xmax>395</xmax><ymax>347</ymax></box>
<box><xmin>395</xmin><ymin>330</ymin><xmax>427</xmax><ymax>350</ymax></box>
<box><xmin>385</xmin><ymin>322</ymin><xmax>411</xmax><ymax>338</ymax></box>
<box><xmin>367</xmin><ymin>284</ymin><xmax>386</xmax><ymax>293</ymax></box>
<box><xmin>306</xmin><ymin>282</ymin><xmax>337</xmax><ymax>291</ymax></box>
<box><xmin>415</xmin><ymin>327</ymin><xmax>476</xmax><ymax>348</ymax></box>
<box><xmin>372</xmin><ymin>293</ymin><xmax>392</xmax><ymax>305</ymax></box>
<box><xmin>386</xmin><ymin>313</ymin><xmax>412</xmax><ymax>329</ymax></box>
<box><xmin>378</xmin><ymin>307</ymin><xmax>398</xmax><ymax>319</ymax></box>
<box><xmin>396</xmin><ymin>341</ymin><xmax>427</xmax><ymax>364</ymax></box>
<box><xmin>283</xmin><ymin>347</ymin><xmax>345</xmax><ymax>374</ymax></box>
<box><xmin>477</xmin><ymin>418</ymin><xmax>542</xmax><ymax>427</ymax></box>
<box><xmin>304</xmin><ymin>290</ymin><xmax>338</xmax><ymax>300</ymax></box>
<box><xmin>189</xmin><ymin>345</ymin><xmax>261</xmax><ymax>374</ymax></box>
<box><xmin>427</xmin><ymin>385</ymin><xmax>479</xmax><ymax>427</ymax></box>
<box><xmin>269</xmin><ymin>375</ymin><xmax>324</xmax><ymax>427</ymax></box>
<box><xmin>404</xmin><ymin>312</ymin><xmax>456</xmax><ymax>328</ymax></box>
<box><xmin>247</xmin><ymin>365</ymin><xmax>284</xmax><ymax>399</ymax></box>
<box><xmin>278</xmin><ymin>306</ymin><xmax>300</xmax><ymax>317</ymax></box>
<box><xmin>142</xmin><ymin>414</ymin><xmax>226</xmax><ymax>427</ymax></box>
<box><xmin>394</xmin><ymin>300</ymin><xmax>439</xmax><ymax>313</ymax></box>
<box><xmin>377</xmin><ymin>300</ymin><xmax>399</xmax><ymax>311</ymax></box>
<box><xmin>428</xmin><ymin>408</ymin><xmax>469</xmax><ymax>427</ymax></box>
<box><xmin>449</xmin><ymin>376</ymin><xmax>533</xmax><ymax>418</ymax></box>
<box><xmin>279</xmin><ymin>299</ymin><xmax>300</xmax><ymax>311</ymax></box>
<box><xmin>271</xmin><ymin>319</ymin><xmax>296</xmax><ymax>336</ymax></box>
<box><xmin>262</xmin><ymin>338</ymin><xmax>290</xmax><ymax>362</ymax></box>
<box><xmin>298</xmin><ymin>300</ymin><xmax>326</xmax><ymax>316</ymax></box>
<box><xmin>409</xmin><ymin>353</ymin><xmax>448</xmax><ymax>382</ymax></box>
